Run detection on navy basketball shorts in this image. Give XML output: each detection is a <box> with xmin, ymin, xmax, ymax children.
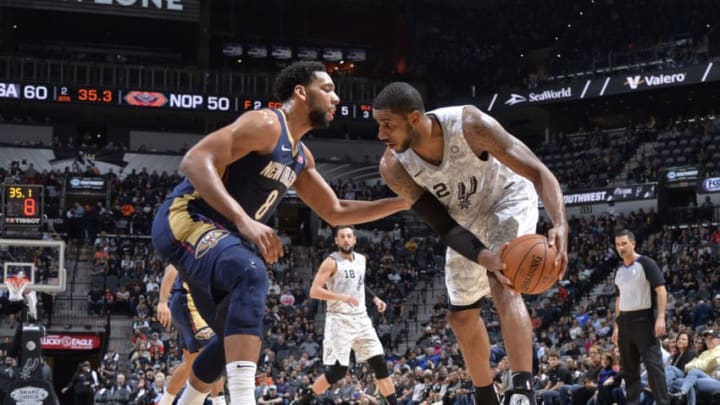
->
<box><xmin>170</xmin><ymin>287</ymin><xmax>215</xmax><ymax>353</ymax></box>
<box><xmin>153</xmin><ymin>197</ymin><xmax>268</xmax><ymax>337</ymax></box>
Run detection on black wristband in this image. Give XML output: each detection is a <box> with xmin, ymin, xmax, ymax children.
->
<box><xmin>444</xmin><ymin>225</ymin><xmax>487</xmax><ymax>262</ymax></box>
<box><xmin>411</xmin><ymin>192</ymin><xmax>487</xmax><ymax>262</ymax></box>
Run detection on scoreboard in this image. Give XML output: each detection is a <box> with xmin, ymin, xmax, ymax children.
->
<box><xmin>0</xmin><ymin>82</ymin><xmax>375</xmax><ymax>120</ymax></box>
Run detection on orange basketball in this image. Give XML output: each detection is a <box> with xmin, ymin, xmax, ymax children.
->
<box><xmin>501</xmin><ymin>234</ymin><xmax>558</xmax><ymax>295</ymax></box>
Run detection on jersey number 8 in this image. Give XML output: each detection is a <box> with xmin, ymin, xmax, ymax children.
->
<box><xmin>254</xmin><ymin>190</ymin><xmax>279</xmax><ymax>220</ymax></box>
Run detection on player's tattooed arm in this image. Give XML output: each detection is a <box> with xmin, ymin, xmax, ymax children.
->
<box><xmin>462</xmin><ymin>105</ymin><xmax>569</xmax><ymax>278</ymax></box>
<box><xmin>461</xmin><ymin>105</ymin><xmax>544</xmax><ymax>183</ymax></box>
<box><xmin>378</xmin><ymin>149</ymin><xmax>426</xmax><ymax>204</ymax></box>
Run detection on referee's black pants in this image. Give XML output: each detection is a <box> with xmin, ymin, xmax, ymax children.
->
<box><xmin>617</xmin><ymin>309</ymin><xmax>669</xmax><ymax>405</ymax></box>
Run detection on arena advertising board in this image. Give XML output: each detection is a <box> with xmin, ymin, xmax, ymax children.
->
<box><xmin>539</xmin><ymin>183</ymin><xmax>657</xmax><ymax>208</ymax></box>
<box><xmin>66</xmin><ymin>176</ymin><xmax>109</xmax><ymax>195</ymax></box>
<box><xmin>482</xmin><ymin>62</ymin><xmax>719</xmax><ymax>112</ymax></box>
<box><xmin>0</xmin><ymin>0</ymin><xmax>200</xmax><ymax>21</ymax></box>
<box><xmin>665</xmin><ymin>165</ymin><xmax>700</xmax><ymax>183</ymax></box>
<box><xmin>699</xmin><ymin>177</ymin><xmax>720</xmax><ymax>193</ymax></box>
<box><xmin>41</xmin><ymin>334</ymin><xmax>102</xmax><ymax>351</ymax></box>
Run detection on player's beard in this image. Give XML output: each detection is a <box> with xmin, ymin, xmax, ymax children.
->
<box><xmin>338</xmin><ymin>245</ymin><xmax>354</xmax><ymax>255</ymax></box>
<box><xmin>308</xmin><ymin>93</ymin><xmax>331</xmax><ymax>129</ymax></box>
<box><xmin>395</xmin><ymin>122</ymin><xmax>416</xmax><ymax>152</ymax></box>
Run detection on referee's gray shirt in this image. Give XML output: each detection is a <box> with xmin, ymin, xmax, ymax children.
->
<box><xmin>615</xmin><ymin>255</ymin><xmax>665</xmax><ymax>312</ymax></box>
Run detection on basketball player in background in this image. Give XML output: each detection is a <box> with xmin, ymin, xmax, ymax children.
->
<box><xmin>297</xmin><ymin>225</ymin><xmax>398</xmax><ymax>405</ymax></box>
<box><xmin>151</xmin><ymin>61</ymin><xmax>408</xmax><ymax>405</ymax></box>
<box><xmin>4</xmin><ymin>270</ymin><xmax>37</xmax><ymax>326</ymax></box>
<box><xmin>155</xmin><ymin>264</ymin><xmax>226</xmax><ymax>405</ymax></box>
<box><xmin>372</xmin><ymin>82</ymin><xmax>568</xmax><ymax>405</ymax></box>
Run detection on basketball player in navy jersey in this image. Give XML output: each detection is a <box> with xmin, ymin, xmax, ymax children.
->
<box><xmin>155</xmin><ymin>264</ymin><xmax>226</xmax><ymax>405</ymax></box>
<box><xmin>372</xmin><ymin>82</ymin><xmax>568</xmax><ymax>405</ymax></box>
<box><xmin>151</xmin><ymin>61</ymin><xmax>408</xmax><ymax>405</ymax></box>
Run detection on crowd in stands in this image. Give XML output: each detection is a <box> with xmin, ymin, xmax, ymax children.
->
<box><xmin>537</xmin><ymin>125</ymin><xmax>655</xmax><ymax>190</ymax></box>
<box><xmin>643</xmin><ymin>116</ymin><xmax>720</xmax><ymax>180</ymax></box>
<box><xmin>536</xmin><ymin>115</ymin><xmax>720</xmax><ymax>191</ymax></box>
<box><xmin>328</xmin><ymin>179</ymin><xmax>396</xmax><ymax>203</ymax></box>
<box><xmin>405</xmin><ymin>0</ymin><xmax>716</xmax><ymax>98</ymax></box>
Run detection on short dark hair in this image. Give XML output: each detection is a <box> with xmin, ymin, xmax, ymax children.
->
<box><xmin>273</xmin><ymin>61</ymin><xmax>327</xmax><ymax>102</ymax></box>
<box><xmin>373</xmin><ymin>82</ymin><xmax>425</xmax><ymax>115</ymax></box>
<box><xmin>614</xmin><ymin>229</ymin><xmax>635</xmax><ymax>241</ymax></box>
<box><xmin>334</xmin><ymin>225</ymin><xmax>355</xmax><ymax>237</ymax></box>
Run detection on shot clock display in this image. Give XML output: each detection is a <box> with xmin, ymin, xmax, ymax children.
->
<box><xmin>1</xmin><ymin>184</ymin><xmax>44</xmax><ymax>227</ymax></box>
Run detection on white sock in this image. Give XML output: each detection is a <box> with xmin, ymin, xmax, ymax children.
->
<box><xmin>226</xmin><ymin>361</ymin><xmax>257</xmax><ymax>405</ymax></box>
<box><xmin>176</xmin><ymin>382</ymin><xmax>209</xmax><ymax>405</ymax></box>
<box><xmin>158</xmin><ymin>393</ymin><xmax>177</xmax><ymax>405</ymax></box>
<box><xmin>211</xmin><ymin>395</ymin><xmax>228</xmax><ymax>405</ymax></box>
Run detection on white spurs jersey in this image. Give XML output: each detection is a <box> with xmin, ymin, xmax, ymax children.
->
<box><xmin>394</xmin><ymin>106</ymin><xmax>536</xmax><ymax>242</ymax></box>
<box><xmin>326</xmin><ymin>252</ymin><xmax>367</xmax><ymax>315</ymax></box>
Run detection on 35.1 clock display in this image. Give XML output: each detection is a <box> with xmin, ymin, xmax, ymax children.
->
<box><xmin>2</xmin><ymin>184</ymin><xmax>44</xmax><ymax>227</ymax></box>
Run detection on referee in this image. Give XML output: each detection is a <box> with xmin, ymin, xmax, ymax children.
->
<box><xmin>611</xmin><ymin>229</ymin><xmax>669</xmax><ymax>405</ymax></box>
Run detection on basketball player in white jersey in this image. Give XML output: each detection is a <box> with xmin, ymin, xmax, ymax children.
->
<box><xmin>372</xmin><ymin>82</ymin><xmax>568</xmax><ymax>405</ymax></box>
<box><xmin>5</xmin><ymin>270</ymin><xmax>37</xmax><ymax>324</ymax></box>
<box><xmin>297</xmin><ymin>225</ymin><xmax>398</xmax><ymax>405</ymax></box>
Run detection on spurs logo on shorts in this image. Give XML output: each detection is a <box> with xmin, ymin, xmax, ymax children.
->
<box><xmin>324</xmin><ymin>345</ymin><xmax>333</xmax><ymax>359</ymax></box>
<box><xmin>508</xmin><ymin>393</ymin><xmax>531</xmax><ymax>405</ymax></box>
<box><xmin>195</xmin><ymin>229</ymin><xmax>230</xmax><ymax>258</ymax></box>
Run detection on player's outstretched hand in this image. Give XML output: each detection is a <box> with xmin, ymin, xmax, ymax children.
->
<box><xmin>478</xmin><ymin>247</ymin><xmax>512</xmax><ymax>287</ymax></box>
<box><xmin>237</xmin><ymin>219</ymin><xmax>284</xmax><ymax>264</ymax></box>
<box><xmin>343</xmin><ymin>295</ymin><xmax>360</xmax><ymax>307</ymax></box>
<box><xmin>157</xmin><ymin>301</ymin><xmax>171</xmax><ymax>328</ymax></box>
<box><xmin>547</xmin><ymin>222</ymin><xmax>569</xmax><ymax>280</ymax></box>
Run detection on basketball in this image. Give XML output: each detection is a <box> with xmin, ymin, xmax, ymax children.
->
<box><xmin>501</xmin><ymin>234</ymin><xmax>558</xmax><ymax>295</ymax></box>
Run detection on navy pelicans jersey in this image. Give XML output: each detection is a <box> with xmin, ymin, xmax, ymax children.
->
<box><xmin>166</xmin><ymin>109</ymin><xmax>306</xmax><ymax>229</ymax></box>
